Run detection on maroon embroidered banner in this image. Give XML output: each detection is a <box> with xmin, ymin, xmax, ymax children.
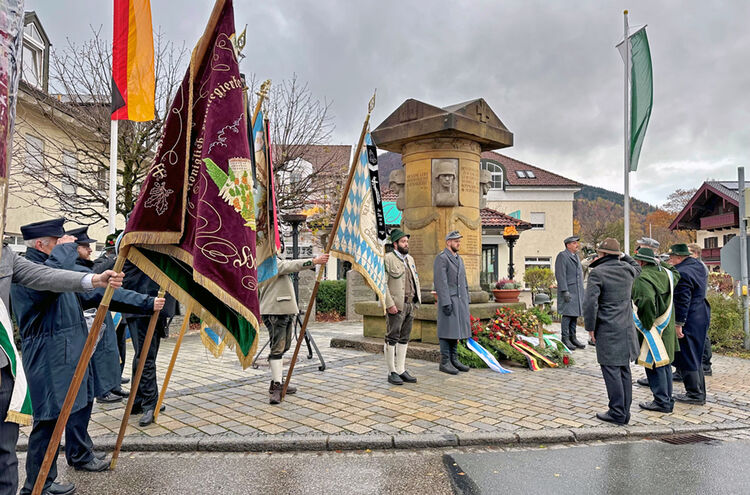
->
<box><xmin>121</xmin><ymin>0</ymin><xmax>260</xmax><ymax>366</ymax></box>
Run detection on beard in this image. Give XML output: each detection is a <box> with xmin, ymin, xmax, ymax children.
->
<box><xmin>450</xmin><ymin>245</ymin><xmax>459</xmax><ymax>253</ymax></box>
<box><xmin>397</xmin><ymin>245</ymin><xmax>409</xmax><ymax>255</ymax></box>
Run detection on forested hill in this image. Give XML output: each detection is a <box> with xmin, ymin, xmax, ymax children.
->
<box><xmin>575</xmin><ymin>184</ymin><xmax>657</xmax><ymax>217</ymax></box>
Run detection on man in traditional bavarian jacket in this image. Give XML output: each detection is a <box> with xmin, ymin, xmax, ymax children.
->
<box><xmin>259</xmin><ymin>249</ymin><xmax>329</xmax><ymax>404</ymax></box>
<box><xmin>433</xmin><ymin>231</ymin><xmax>471</xmax><ymax>375</ymax></box>
<box><xmin>383</xmin><ymin>229</ymin><xmax>421</xmax><ymax>385</ymax></box>
<box><xmin>632</xmin><ymin>247</ymin><xmax>680</xmax><ymax>413</ymax></box>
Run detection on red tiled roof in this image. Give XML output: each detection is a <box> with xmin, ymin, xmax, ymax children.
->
<box><xmin>481</xmin><ymin>151</ymin><xmax>581</xmax><ymax>188</ymax></box>
<box><xmin>481</xmin><ymin>208</ymin><xmax>532</xmax><ymax>229</ymax></box>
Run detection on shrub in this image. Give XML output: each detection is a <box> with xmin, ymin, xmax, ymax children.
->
<box><xmin>707</xmin><ymin>290</ymin><xmax>743</xmax><ymax>350</ymax></box>
<box><xmin>524</xmin><ymin>267</ymin><xmax>555</xmax><ymax>296</ymax></box>
<box><xmin>316</xmin><ymin>280</ymin><xmax>346</xmax><ymax>316</ymax></box>
<box><xmin>495</xmin><ymin>278</ymin><xmax>521</xmax><ymax>290</ymax></box>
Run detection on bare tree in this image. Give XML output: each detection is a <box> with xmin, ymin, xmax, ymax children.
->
<box><xmin>246</xmin><ymin>73</ymin><xmax>341</xmax><ymax>217</ymax></box>
<box><xmin>10</xmin><ymin>27</ymin><xmax>186</xmax><ymax>225</ymax></box>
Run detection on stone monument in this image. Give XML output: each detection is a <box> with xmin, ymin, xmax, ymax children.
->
<box><xmin>355</xmin><ymin>98</ymin><xmax>517</xmax><ymax>344</ymax></box>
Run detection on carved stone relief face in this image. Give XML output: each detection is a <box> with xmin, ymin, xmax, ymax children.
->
<box><xmin>479</xmin><ymin>169</ymin><xmax>492</xmax><ymax>208</ymax></box>
<box><xmin>388</xmin><ymin>169</ymin><xmax>406</xmax><ymax>211</ymax></box>
<box><xmin>432</xmin><ymin>158</ymin><xmax>458</xmax><ymax>206</ymax></box>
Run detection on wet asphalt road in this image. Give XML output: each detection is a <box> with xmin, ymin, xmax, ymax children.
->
<box><xmin>17</xmin><ymin>449</ymin><xmax>454</xmax><ymax>495</ymax></box>
<box><xmin>18</xmin><ymin>437</ymin><xmax>750</xmax><ymax>494</ymax></box>
<box><xmin>449</xmin><ymin>438</ymin><xmax>750</xmax><ymax>494</ymax></box>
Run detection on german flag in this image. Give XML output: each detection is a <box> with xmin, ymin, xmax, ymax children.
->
<box><xmin>111</xmin><ymin>0</ymin><xmax>155</xmax><ymax>121</ymax></box>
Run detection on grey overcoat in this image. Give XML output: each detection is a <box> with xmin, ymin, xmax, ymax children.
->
<box><xmin>583</xmin><ymin>254</ymin><xmax>641</xmax><ymax>367</ymax></box>
<box><xmin>433</xmin><ymin>248</ymin><xmax>470</xmax><ymax>340</ymax></box>
<box><xmin>554</xmin><ymin>249</ymin><xmax>584</xmax><ymax>317</ymax></box>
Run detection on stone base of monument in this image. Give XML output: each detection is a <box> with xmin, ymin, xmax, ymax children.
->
<box><xmin>354</xmin><ymin>300</ymin><xmax>526</xmax><ymax>345</ymax></box>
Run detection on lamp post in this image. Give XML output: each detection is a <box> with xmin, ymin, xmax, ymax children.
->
<box><xmin>503</xmin><ymin>226</ymin><xmax>520</xmax><ymax>280</ymax></box>
<box><xmin>281</xmin><ymin>213</ymin><xmax>308</xmax><ymax>301</ymax></box>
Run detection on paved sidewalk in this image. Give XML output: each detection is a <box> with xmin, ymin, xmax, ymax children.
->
<box><xmin>19</xmin><ymin>321</ymin><xmax>750</xmax><ymax>449</ymax></box>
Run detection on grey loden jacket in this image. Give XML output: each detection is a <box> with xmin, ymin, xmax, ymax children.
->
<box><xmin>259</xmin><ymin>257</ymin><xmax>316</xmax><ymax>316</ymax></box>
<box><xmin>433</xmin><ymin>248</ymin><xmax>471</xmax><ymax>340</ymax></box>
<box><xmin>583</xmin><ymin>254</ymin><xmax>642</xmax><ymax>366</ymax></box>
<box><xmin>554</xmin><ymin>248</ymin><xmax>584</xmax><ymax>317</ymax></box>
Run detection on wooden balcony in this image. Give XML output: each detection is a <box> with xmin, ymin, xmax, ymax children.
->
<box><xmin>702</xmin><ymin>247</ymin><xmax>721</xmax><ymax>261</ymax></box>
<box><xmin>700</xmin><ymin>211</ymin><xmax>738</xmax><ymax>230</ymax></box>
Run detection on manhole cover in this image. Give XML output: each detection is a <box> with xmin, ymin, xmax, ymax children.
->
<box><xmin>660</xmin><ymin>433</ymin><xmax>718</xmax><ymax>445</ymax></box>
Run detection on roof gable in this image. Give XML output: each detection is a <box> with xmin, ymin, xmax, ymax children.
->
<box><xmin>669</xmin><ymin>181</ymin><xmax>740</xmax><ymax>230</ymax></box>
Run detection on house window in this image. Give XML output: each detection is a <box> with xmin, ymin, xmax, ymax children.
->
<box><xmin>704</xmin><ymin>237</ymin><xmax>718</xmax><ymax>249</ymax></box>
<box><xmin>525</xmin><ymin>257</ymin><xmax>551</xmax><ymax>271</ymax></box>
<box><xmin>24</xmin><ymin>134</ymin><xmax>45</xmax><ymax>176</ymax></box>
<box><xmin>724</xmin><ymin>233</ymin><xmax>736</xmax><ymax>245</ymax></box>
<box><xmin>525</xmin><ymin>170</ymin><xmax>536</xmax><ymax>178</ymax></box>
<box><xmin>480</xmin><ymin>160</ymin><xmax>504</xmax><ymax>189</ymax></box>
<box><xmin>481</xmin><ymin>245</ymin><xmax>499</xmax><ymax>290</ymax></box>
<box><xmin>515</xmin><ymin>170</ymin><xmax>527</xmax><ymax>178</ymax></box>
<box><xmin>22</xmin><ymin>23</ymin><xmax>45</xmax><ymax>89</ymax></box>
<box><xmin>530</xmin><ymin>212</ymin><xmax>545</xmax><ymax>230</ymax></box>
<box><xmin>97</xmin><ymin>167</ymin><xmax>108</xmax><ymax>191</ymax></box>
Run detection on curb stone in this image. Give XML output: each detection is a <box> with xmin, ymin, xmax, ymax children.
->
<box><xmin>517</xmin><ymin>429</ymin><xmax>575</xmax><ymax>444</ymax></box>
<box><xmin>456</xmin><ymin>431</ymin><xmax>518</xmax><ymax>446</ymax></box>
<box><xmin>392</xmin><ymin>433</ymin><xmax>459</xmax><ymax>448</ymax></box>
<box><xmin>14</xmin><ymin>423</ymin><xmax>750</xmax><ymax>454</ymax></box>
<box><xmin>327</xmin><ymin>434</ymin><xmax>394</xmax><ymax>450</ymax></box>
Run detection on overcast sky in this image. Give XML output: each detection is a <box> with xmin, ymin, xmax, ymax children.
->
<box><xmin>26</xmin><ymin>0</ymin><xmax>750</xmax><ymax>206</ymax></box>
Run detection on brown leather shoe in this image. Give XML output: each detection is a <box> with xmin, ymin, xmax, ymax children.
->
<box><xmin>268</xmin><ymin>382</ymin><xmax>296</xmax><ymax>395</ymax></box>
<box><xmin>269</xmin><ymin>381</ymin><xmax>282</xmax><ymax>404</ymax></box>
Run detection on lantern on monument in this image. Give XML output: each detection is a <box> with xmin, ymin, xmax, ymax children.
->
<box><xmin>503</xmin><ymin>226</ymin><xmax>520</xmax><ymax>280</ymax></box>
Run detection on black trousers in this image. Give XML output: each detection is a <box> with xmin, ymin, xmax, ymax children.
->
<box><xmin>600</xmin><ymin>365</ymin><xmax>632</xmax><ymax>423</ymax></box>
<box><xmin>116</xmin><ymin>320</ymin><xmax>129</xmax><ymax>376</ymax></box>
<box><xmin>130</xmin><ymin>317</ymin><xmax>162</xmax><ymax>412</ymax></box>
<box><xmin>561</xmin><ymin>315</ymin><xmax>577</xmax><ymax>338</ymax></box>
<box><xmin>0</xmin><ymin>366</ymin><xmax>19</xmax><ymax>495</ymax></box>
<box><xmin>21</xmin><ymin>403</ymin><xmax>94</xmax><ymax>494</ymax></box>
<box><xmin>645</xmin><ymin>365</ymin><xmax>674</xmax><ymax>410</ymax></box>
<box><xmin>702</xmin><ymin>331</ymin><xmax>713</xmax><ymax>372</ymax></box>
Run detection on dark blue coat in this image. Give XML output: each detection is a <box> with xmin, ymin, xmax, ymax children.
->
<box><xmin>12</xmin><ymin>244</ymin><xmax>96</xmax><ymax>421</ymax></box>
<box><xmin>673</xmin><ymin>257</ymin><xmax>711</xmax><ymax>371</ymax></box>
<box><xmin>73</xmin><ymin>257</ymin><xmax>154</xmax><ymax>396</ymax></box>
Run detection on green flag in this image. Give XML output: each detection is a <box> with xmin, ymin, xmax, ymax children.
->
<box><xmin>628</xmin><ymin>27</ymin><xmax>653</xmax><ymax>171</ymax></box>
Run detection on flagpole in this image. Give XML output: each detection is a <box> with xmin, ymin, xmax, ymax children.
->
<box><xmin>281</xmin><ymin>92</ymin><xmax>376</xmax><ymax>399</ymax></box>
<box><xmin>623</xmin><ymin>9</ymin><xmax>631</xmax><ymax>254</ymax></box>
<box><xmin>109</xmin><ymin>119</ymin><xmax>118</xmax><ymax>234</ymax></box>
<box><xmin>32</xmin><ymin>246</ymin><xmax>131</xmax><ymax>495</ymax></box>
<box><xmin>154</xmin><ymin>302</ymin><xmax>195</xmax><ymax>422</ymax></box>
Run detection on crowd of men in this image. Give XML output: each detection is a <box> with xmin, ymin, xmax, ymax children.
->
<box><xmin>557</xmin><ymin>235</ymin><xmax>713</xmax><ymax>425</ymax></box>
<box><xmin>0</xmin><ymin>218</ymin><xmax>167</xmax><ymax>495</ymax></box>
<box><xmin>0</xmin><ymin>214</ymin><xmax>719</xmax><ymax>493</ymax></box>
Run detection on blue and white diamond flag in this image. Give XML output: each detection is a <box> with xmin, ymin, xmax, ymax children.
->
<box><xmin>331</xmin><ymin>132</ymin><xmax>387</xmax><ymax>312</ymax></box>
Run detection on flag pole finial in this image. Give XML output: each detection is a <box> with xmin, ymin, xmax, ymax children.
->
<box><xmin>624</xmin><ymin>9</ymin><xmax>628</xmax><ymax>14</ymax></box>
<box><xmin>368</xmin><ymin>89</ymin><xmax>376</xmax><ymax>115</ymax></box>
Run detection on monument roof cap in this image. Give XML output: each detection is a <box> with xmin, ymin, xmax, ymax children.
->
<box><xmin>371</xmin><ymin>98</ymin><xmax>513</xmax><ymax>153</ymax></box>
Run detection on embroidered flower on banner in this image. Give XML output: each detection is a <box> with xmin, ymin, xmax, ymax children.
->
<box><xmin>144</xmin><ymin>181</ymin><xmax>174</xmax><ymax>216</ymax></box>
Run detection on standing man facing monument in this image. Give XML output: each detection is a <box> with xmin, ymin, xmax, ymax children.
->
<box><xmin>632</xmin><ymin>247</ymin><xmax>680</xmax><ymax>413</ymax></box>
<box><xmin>555</xmin><ymin>236</ymin><xmax>585</xmax><ymax>350</ymax></box>
<box><xmin>259</xmin><ymin>247</ymin><xmax>329</xmax><ymax>404</ymax></box>
<box><xmin>668</xmin><ymin>243</ymin><xmax>711</xmax><ymax>405</ymax></box>
<box><xmin>584</xmin><ymin>238</ymin><xmax>641</xmax><ymax>425</ymax></box>
<box><xmin>433</xmin><ymin>231</ymin><xmax>470</xmax><ymax>375</ymax></box>
<box><xmin>383</xmin><ymin>229</ymin><xmax>421</xmax><ymax>385</ymax></box>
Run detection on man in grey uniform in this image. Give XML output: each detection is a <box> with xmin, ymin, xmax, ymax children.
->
<box><xmin>433</xmin><ymin>231</ymin><xmax>470</xmax><ymax>375</ymax></box>
<box><xmin>555</xmin><ymin>236</ymin><xmax>585</xmax><ymax>350</ymax></box>
<box><xmin>259</xmin><ymin>250</ymin><xmax>329</xmax><ymax>404</ymax></box>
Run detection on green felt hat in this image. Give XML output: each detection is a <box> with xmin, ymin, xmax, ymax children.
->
<box><xmin>633</xmin><ymin>247</ymin><xmax>658</xmax><ymax>264</ymax></box>
<box><xmin>389</xmin><ymin>228</ymin><xmax>410</xmax><ymax>244</ymax></box>
<box><xmin>667</xmin><ymin>243</ymin><xmax>691</xmax><ymax>257</ymax></box>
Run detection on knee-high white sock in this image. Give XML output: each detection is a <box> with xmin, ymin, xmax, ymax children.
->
<box><xmin>269</xmin><ymin>359</ymin><xmax>283</xmax><ymax>383</ymax></box>
<box><xmin>395</xmin><ymin>343</ymin><xmax>408</xmax><ymax>375</ymax></box>
<box><xmin>384</xmin><ymin>343</ymin><xmax>397</xmax><ymax>374</ymax></box>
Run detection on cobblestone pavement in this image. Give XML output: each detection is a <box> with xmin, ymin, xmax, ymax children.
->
<box><xmin>19</xmin><ymin>321</ymin><xmax>750</xmax><ymax>444</ymax></box>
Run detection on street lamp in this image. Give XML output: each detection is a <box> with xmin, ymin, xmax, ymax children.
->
<box><xmin>281</xmin><ymin>213</ymin><xmax>308</xmax><ymax>301</ymax></box>
<box><xmin>503</xmin><ymin>226</ymin><xmax>520</xmax><ymax>280</ymax></box>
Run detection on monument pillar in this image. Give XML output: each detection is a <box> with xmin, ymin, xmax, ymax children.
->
<box><xmin>355</xmin><ymin>97</ymin><xmax>517</xmax><ymax>343</ymax></box>
<box><xmin>400</xmin><ymin>137</ymin><xmax>484</xmax><ymax>301</ymax></box>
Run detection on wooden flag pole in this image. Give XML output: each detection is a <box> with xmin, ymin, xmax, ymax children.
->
<box><xmin>32</xmin><ymin>245</ymin><xmax>131</xmax><ymax>495</ymax></box>
<box><xmin>252</xmin><ymin>79</ymin><xmax>271</xmax><ymax>127</ymax></box>
<box><xmin>282</xmin><ymin>92</ymin><xmax>376</xmax><ymax>399</ymax></box>
<box><xmin>154</xmin><ymin>302</ymin><xmax>195</xmax><ymax>421</ymax></box>
<box><xmin>110</xmin><ymin>287</ymin><xmax>166</xmax><ymax>470</ymax></box>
